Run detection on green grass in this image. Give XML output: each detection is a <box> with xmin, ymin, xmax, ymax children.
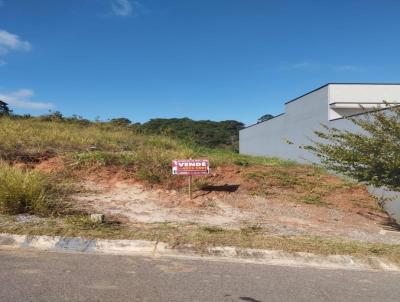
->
<box><xmin>0</xmin><ymin>161</ymin><xmax>72</xmax><ymax>216</ymax></box>
<box><xmin>1</xmin><ymin>214</ymin><xmax>400</xmax><ymax>264</ymax></box>
<box><xmin>299</xmin><ymin>193</ymin><xmax>330</xmax><ymax>206</ymax></box>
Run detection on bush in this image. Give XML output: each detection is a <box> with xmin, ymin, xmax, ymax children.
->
<box><xmin>308</xmin><ymin>105</ymin><xmax>400</xmax><ymax>191</ymax></box>
<box><xmin>0</xmin><ymin>161</ymin><xmax>67</xmax><ymax>216</ymax></box>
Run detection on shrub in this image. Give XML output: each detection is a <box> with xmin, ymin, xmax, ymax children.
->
<box><xmin>308</xmin><ymin>105</ymin><xmax>400</xmax><ymax>191</ymax></box>
<box><xmin>0</xmin><ymin>161</ymin><xmax>67</xmax><ymax>216</ymax></box>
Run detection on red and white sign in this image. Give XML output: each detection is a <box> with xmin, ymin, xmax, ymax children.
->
<box><xmin>172</xmin><ymin>159</ymin><xmax>209</xmax><ymax>175</ymax></box>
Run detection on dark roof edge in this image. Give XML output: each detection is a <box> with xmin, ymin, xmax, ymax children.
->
<box><xmin>241</xmin><ymin>112</ymin><xmax>285</xmax><ymax>130</ymax></box>
<box><xmin>284</xmin><ymin>83</ymin><xmax>400</xmax><ymax>105</ymax></box>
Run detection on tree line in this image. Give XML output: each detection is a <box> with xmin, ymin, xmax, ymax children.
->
<box><xmin>0</xmin><ymin>101</ymin><xmax>245</xmax><ymax>151</ymax></box>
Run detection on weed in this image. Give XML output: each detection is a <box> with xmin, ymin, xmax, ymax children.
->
<box><xmin>299</xmin><ymin>193</ymin><xmax>330</xmax><ymax>206</ymax></box>
<box><xmin>136</xmin><ymin>168</ymin><xmax>162</xmax><ymax>184</ymax></box>
<box><xmin>72</xmin><ymin>151</ymin><xmax>118</xmax><ymax>167</ymax></box>
<box><xmin>0</xmin><ymin>161</ymin><xmax>70</xmax><ymax>216</ymax></box>
<box><xmin>233</xmin><ymin>159</ymin><xmax>250</xmax><ymax>166</ymax></box>
<box><xmin>240</xmin><ymin>224</ymin><xmax>263</xmax><ymax>235</ymax></box>
<box><xmin>201</xmin><ymin>226</ymin><xmax>225</xmax><ymax>233</ymax></box>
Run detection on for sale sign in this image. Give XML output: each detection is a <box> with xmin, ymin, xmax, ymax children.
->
<box><xmin>172</xmin><ymin>159</ymin><xmax>209</xmax><ymax>175</ymax></box>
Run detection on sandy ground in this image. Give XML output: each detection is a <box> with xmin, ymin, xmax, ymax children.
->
<box><xmin>72</xmin><ymin>180</ymin><xmax>400</xmax><ymax>244</ymax></box>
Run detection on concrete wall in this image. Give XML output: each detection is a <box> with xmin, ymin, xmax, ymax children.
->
<box><xmin>239</xmin><ymin>85</ymin><xmax>329</xmax><ymax>162</ymax></box>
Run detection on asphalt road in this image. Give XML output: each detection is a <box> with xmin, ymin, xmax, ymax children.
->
<box><xmin>0</xmin><ymin>249</ymin><xmax>399</xmax><ymax>302</ymax></box>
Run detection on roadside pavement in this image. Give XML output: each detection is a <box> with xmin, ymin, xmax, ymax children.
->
<box><xmin>0</xmin><ymin>248</ymin><xmax>399</xmax><ymax>302</ymax></box>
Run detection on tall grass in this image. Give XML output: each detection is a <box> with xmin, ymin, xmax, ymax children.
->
<box><xmin>0</xmin><ymin>117</ymin><xmax>296</xmax><ymax>184</ymax></box>
<box><xmin>0</xmin><ymin>161</ymin><xmax>67</xmax><ymax>216</ymax></box>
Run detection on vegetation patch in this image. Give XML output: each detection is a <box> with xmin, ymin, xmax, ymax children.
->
<box><xmin>0</xmin><ymin>117</ymin><xmax>296</xmax><ymax>189</ymax></box>
<box><xmin>0</xmin><ymin>161</ymin><xmax>73</xmax><ymax>216</ymax></box>
<box><xmin>308</xmin><ymin>104</ymin><xmax>400</xmax><ymax>191</ymax></box>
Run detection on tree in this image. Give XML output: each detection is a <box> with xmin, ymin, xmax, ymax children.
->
<box><xmin>0</xmin><ymin>100</ymin><xmax>11</xmax><ymax>116</ymax></box>
<box><xmin>109</xmin><ymin>118</ymin><xmax>132</xmax><ymax>127</ymax></box>
<box><xmin>307</xmin><ymin>105</ymin><xmax>400</xmax><ymax>191</ymax></box>
<box><xmin>257</xmin><ymin>114</ymin><xmax>274</xmax><ymax>123</ymax></box>
<box><xmin>39</xmin><ymin>111</ymin><xmax>64</xmax><ymax>122</ymax></box>
<box><xmin>141</xmin><ymin>118</ymin><xmax>244</xmax><ymax>150</ymax></box>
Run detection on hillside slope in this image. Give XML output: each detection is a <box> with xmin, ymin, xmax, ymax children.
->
<box><xmin>1</xmin><ymin>116</ymin><xmax>398</xmax><ymax>250</ymax></box>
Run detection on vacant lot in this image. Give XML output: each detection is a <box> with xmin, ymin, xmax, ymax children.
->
<box><xmin>1</xmin><ymin>116</ymin><xmax>399</xmax><ymax>261</ymax></box>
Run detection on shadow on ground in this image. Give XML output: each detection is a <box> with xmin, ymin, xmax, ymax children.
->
<box><xmin>200</xmin><ymin>184</ymin><xmax>240</xmax><ymax>192</ymax></box>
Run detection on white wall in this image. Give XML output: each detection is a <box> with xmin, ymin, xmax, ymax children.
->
<box><xmin>240</xmin><ymin>84</ymin><xmax>400</xmax><ymax>163</ymax></box>
<box><xmin>329</xmin><ymin>84</ymin><xmax>400</xmax><ymax>103</ymax></box>
<box><xmin>239</xmin><ymin>85</ymin><xmax>329</xmax><ymax>162</ymax></box>
<box><xmin>328</xmin><ymin>84</ymin><xmax>400</xmax><ymax>120</ymax></box>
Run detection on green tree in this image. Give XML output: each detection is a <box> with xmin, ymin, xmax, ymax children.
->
<box><xmin>109</xmin><ymin>118</ymin><xmax>132</xmax><ymax>127</ymax></box>
<box><xmin>39</xmin><ymin>111</ymin><xmax>64</xmax><ymax>122</ymax></box>
<box><xmin>257</xmin><ymin>114</ymin><xmax>274</xmax><ymax>123</ymax></box>
<box><xmin>307</xmin><ymin>105</ymin><xmax>400</xmax><ymax>191</ymax></box>
<box><xmin>141</xmin><ymin>118</ymin><xmax>244</xmax><ymax>150</ymax></box>
<box><xmin>0</xmin><ymin>100</ymin><xmax>11</xmax><ymax>116</ymax></box>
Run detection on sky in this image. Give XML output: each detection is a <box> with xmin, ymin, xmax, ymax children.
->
<box><xmin>1</xmin><ymin>0</ymin><xmax>400</xmax><ymax>125</ymax></box>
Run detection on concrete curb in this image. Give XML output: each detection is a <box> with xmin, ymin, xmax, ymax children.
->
<box><xmin>1</xmin><ymin>233</ymin><xmax>399</xmax><ymax>272</ymax></box>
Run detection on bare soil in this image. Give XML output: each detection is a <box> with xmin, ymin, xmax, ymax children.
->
<box><xmin>69</xmin><ymin>164</ymin><xmax>400</xmax><ymax>245</ymax></box>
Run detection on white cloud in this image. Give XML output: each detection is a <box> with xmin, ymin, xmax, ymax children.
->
<box><xmin>0</xmin><ymin>89</ymin><xmax>54</xmax><ymax>110</ymax></box>
<box><xmin>111</xmin><ymin>0</ymin><xmax>133</xmax><ymax>16</ymax></box>
<box><xmin>0</xmin><ymin>29</ymin><xmax>31</xmax><ymax>65</ymax></box>
<box><xmin>0</xmin><ymin>29</ymin><xmax>31</xmax><ymax>55</ymax></box>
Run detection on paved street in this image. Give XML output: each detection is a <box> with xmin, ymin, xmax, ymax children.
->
<box><xmin>0</xmin><ymin>248</ymin><xmax>399</xmax><ymax>302</ymax></box>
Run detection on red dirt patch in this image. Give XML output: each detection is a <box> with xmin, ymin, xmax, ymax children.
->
<box><xmin>15</xmin><ymin>157</ymin><xmax>396</xmax><ymax>241</ymax></box>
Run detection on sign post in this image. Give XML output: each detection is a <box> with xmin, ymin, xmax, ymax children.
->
<box><xmin>189</xmin><ymin>175</ymin><xmax>193</xmax><ymax>200</ymax></box>
<box><xmin>172</xmin><ymin>159</ymin><xmax>209</xmax><ymax>199</ymax></box>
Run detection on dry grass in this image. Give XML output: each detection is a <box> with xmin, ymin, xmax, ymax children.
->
<box><xmin>0</xmin><ymin>161</ymin><xmax>73</xmax><ymax>216</ymax></box>
<box><xmin>1</xmin><ymin>214</ymin><xmax>399</xmax><ymax>264</ymax></box>
<box><xmin>242</xmin><ymin>166</ymin><xmax>365</xmax><ymax>206</ymax></box>
<box><xmin>0</xmin><ymin>117</ymin><xmax>294</xmax><ymax>186</ymax></box>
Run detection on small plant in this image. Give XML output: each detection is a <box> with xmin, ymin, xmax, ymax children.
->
<box><xmin>240</xmin><ymin>224</ymin><xmax>263</xmax><ymax>235</ymax></box>
<box><xmin>233</xmin><ymin>158</ymin><xmax>250</xmax><ymax>166</ymax></box>
<box><xmin>73</xmin><ymin>151</ymin><xmax>117</xmax><ymax>167</ymax></box>
<box><xmin>65</xmin><ymin>215</ymin><xmax>103</xmax><ymax>229</ymax></box>
<box><xmin>201</xmin><ymin>226</ymin><xmax>224</xmax><ymax>233</ymax></box>
<box><xmin>136</xmin><ymin>168</ymin><xmax>162</xmax><ymax>184</ymax></box>
<box><xmin>299</xmin><ymin>193</ymin><xmax>329</xmax><ymax>206</ymax></box>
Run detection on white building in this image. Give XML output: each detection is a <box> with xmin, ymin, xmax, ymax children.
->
<box><xmin>239</xmin><ymin>83</ymin><xmax>400</xmax><ymax>163</ymax></box>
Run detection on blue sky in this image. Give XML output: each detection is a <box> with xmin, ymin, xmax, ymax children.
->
<box><xmin>1</xmin><ymin>0</ymin><xmax>400</xmax><ymax>125</ymax></box>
